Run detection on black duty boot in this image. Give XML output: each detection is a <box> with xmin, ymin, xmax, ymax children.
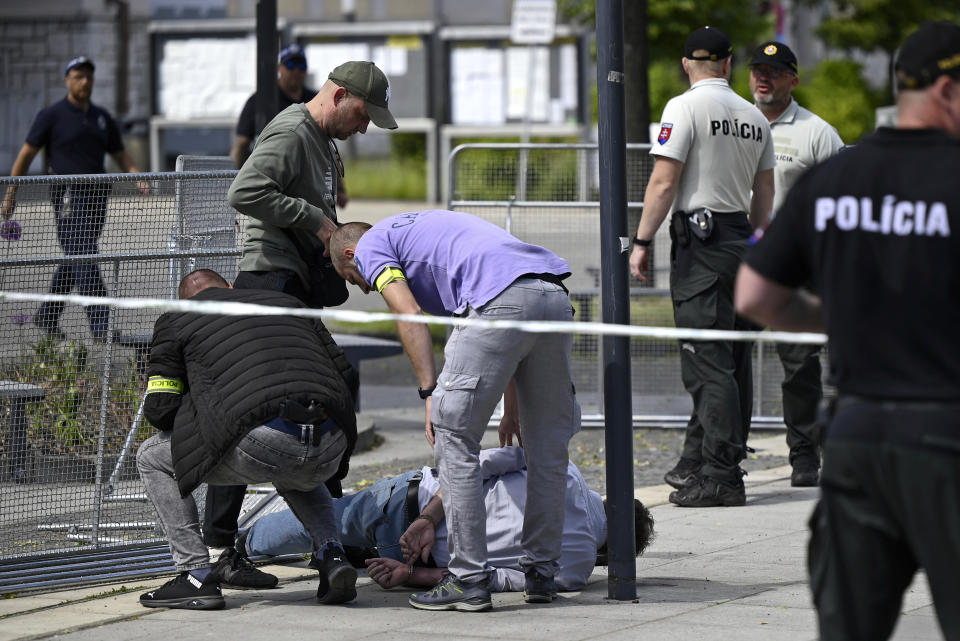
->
<box><xmin>664</xmin><ymin>457</ymin><xmax>702</xmax><ymax>490</ymax></box>
<box><xmin>669</xmin><ymin>476</ymin><xmax>746</xmax><ymax>507</ymax></box>
<box><xmin>790</xmin><ymin>456</ymin><xmax>820</xmax><ymax>487</ymax></box>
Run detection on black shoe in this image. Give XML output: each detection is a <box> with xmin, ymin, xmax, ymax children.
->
<box><xmin>669</xmin><ymin>476</ymin><xmax>745</xmax><ymax>507</ymax></box>
<box><xmin>523</xmin><ymin>569</ymin><xmax>558</xmax><ymax>604</ymax></box>
<box><xmin>310</xmin><ymin>544</ymin><xmax>358</xmax><ymax>604</ymax></box>
<box><xmin>140</xmin><ymin>571</ymin><xmax>224</xmax><ymax>610</ymax></box>
<box><xmin>664</xmin><ymin>457</ymin><xmax>702</xmax><ymax>489</ymax></box>
<box><xmin>791</xmin><ymin>458</ymin><xmax>820</xmax><ymax>487</ymax></box>
<box><xmin>210</xmin><ymin>546</ymin><xmax>278</xmax><ymax>589</ymax></box>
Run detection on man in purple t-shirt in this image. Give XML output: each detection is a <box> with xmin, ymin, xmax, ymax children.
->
<box><xmin>330</xmin><ymin>210</ymin><xmax>580</xmax><ymax>612</ymax></box>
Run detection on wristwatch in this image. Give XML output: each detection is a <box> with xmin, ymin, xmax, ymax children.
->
<box><xmin>633</xmin><ymin>236</ymin><xmax>652</xmax><ymax>247</ymax></box>
<box><xmin>418</xmin><ymin>385</ymin><xmax>436</xmax><ymax>399</ymax></box>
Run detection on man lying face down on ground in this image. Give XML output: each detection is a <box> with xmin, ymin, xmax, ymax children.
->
<box><xmin>241</xmin><ymin>446</ymin><xmax>654</xmax><ymax>592</ymax></box>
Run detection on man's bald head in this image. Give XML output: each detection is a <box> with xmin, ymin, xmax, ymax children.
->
<box><xmin>178</xmin><ymin>269</ymin><xmax>229</xmax><ymax>299</ymax></box>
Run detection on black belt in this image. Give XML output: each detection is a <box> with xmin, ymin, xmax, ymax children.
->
<box><xmin>405</xmin><ymin>471</ymin><xmax>423</xmax><ymax>524</ymax></box>
<box><xmin>263</xmin><ymin>416</ymin><xmax>339</xmax><ymax>445</ymax></box>
<box><xmin>518</xmin><ymin>272</ymin><xmax>570</xmax><ymax>293</ymax></box>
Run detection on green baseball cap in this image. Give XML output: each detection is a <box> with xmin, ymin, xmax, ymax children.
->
<box><xmin>328</xmin><ymin>61</ymin><xmax>398</xmax><ymax>130</ymax></box>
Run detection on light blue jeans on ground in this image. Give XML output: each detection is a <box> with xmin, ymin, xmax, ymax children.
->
<box><xmin>137</xmin><ymin>425</ymin><xmax>346</xmax><ymax>572</ymax></box>
<box><xmin>432</xmin><ymin>278</ymin><xmax>580</xmax><ymax>584</ymax></box>
<box><xmin>244</xmin><ymin>469</ymin><xmax>421</xmax><ymax>562</ymax></box>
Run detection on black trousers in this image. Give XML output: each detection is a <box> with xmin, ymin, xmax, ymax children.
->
<box><xmin>202</xmin><ymin>269</ymin><xmax>311</xmax><ymax>547</ymax></box>
<box><xmin>776</xmin><ymin>341</ymin><xmax>823</xmax><ymax>463</ymax></box>
<box><xmin>671</xmin><ymin>214</ymin><xmax>755</xmax><ymax>483</ymax></box>
<box><xmin>809</xmin><ymin>398</ymin><xmax>960</xmax><ymax>640</ymax></box>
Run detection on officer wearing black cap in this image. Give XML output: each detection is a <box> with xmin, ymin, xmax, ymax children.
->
<box><xmin>213</xmin><ymin>60</ymin><xmax>398</xmax><ymax>588</ymax></box>
<box><xmin>1</xmin><ymin>55</ymin><xmax>144</xmax><ymax>342</ymax></box>
<box><xmin>748</xmin><ymin>40</ymin><xmax>844</xmax><ymax>488</ymax></box>
<box><xmin>736</xmin><ymin>20</ymin><xmax>960</xmax><ymax>641</ymax></box>
<box><xmin>231</xmin><ymin>45</ymin><xmax>317</xmax><ymax>166</ymax></box>
<box><xmin>630</xmin><ymin>26</ymin><xmax>775</xmax><ymax>507</ymax></box>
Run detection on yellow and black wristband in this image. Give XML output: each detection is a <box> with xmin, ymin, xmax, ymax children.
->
<box><xmin>146</xmin><ymin>376</ymin><xmax>184</xmax><ymax>395</ymax></box>
<box><xmin>374</xmin><ymin>266</ymin><xmax>407</xmax><ymax>293</ymax></box>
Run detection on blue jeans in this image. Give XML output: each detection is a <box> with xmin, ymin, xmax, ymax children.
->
<box><xmin>432</xmin><ymin>278</ymin><xmax>580</xmax><ymax>583</ymax></box>
<box><xmin>137</xmin><ymin>425</ymin><xmax>346</xmax><ymax>572</ymax></box>
<box><xmin>36</xmin><ymin>184</ymin><xmax>110</xmax><ymax>336</ymax></box>
<box><xmin>245</xmin><ymin>469</ymin><xmax>421</xmax><ymax>562</ymax></box>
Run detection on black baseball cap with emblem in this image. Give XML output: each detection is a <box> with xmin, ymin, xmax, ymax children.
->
<box><xmin>685</xmin><ymin>26</ymin><xmax>732</xmax><ymax>61</ymax></box>
<box><xmin>895</xmin><ymin>20</ymin><xmax>960</xmax><ymax>90</ymax></box>
<box><xmin>64</xmin><ymin>56</ymin><xmax>94</xmax><ymax>76</ymax></box>
<box><xmin>748</xmin><ymin>41</ymin><xmax>798</xmax><ymax>74</ymax></box>
<box><xmin>328</xmin><ymin>61</ymin><xmax>398</xmax><ymax>130</ymax></box>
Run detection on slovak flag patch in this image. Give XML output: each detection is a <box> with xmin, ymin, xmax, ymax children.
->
<box><xmin>658</xmin><ymin>123</ymin><xmax>673</xmax><ymax>145</ymax></box>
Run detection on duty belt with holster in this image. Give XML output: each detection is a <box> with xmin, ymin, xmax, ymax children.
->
<box><xmin>263</xmin><ymin>399</ymin><xmax>338</xmax><ymax>446</ymax></box>
<box><xmin>670</xmin><ymin>208</ymin><xmax>749</xmax><ymax>247</ymax></box>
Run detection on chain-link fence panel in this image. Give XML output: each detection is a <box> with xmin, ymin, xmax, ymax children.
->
<box><xmin>448</xmin><ymin>142</ymin><xmax>827</xmax><ymax>422</ymax></box>
<box><xmin>0</xmin><ymin>170</ymin><xmax>241</xmax><ymax>568</ymax></box>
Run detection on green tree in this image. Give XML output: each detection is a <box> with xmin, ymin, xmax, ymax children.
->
<box><xmin>800</xmin><ymin>0</ymin><xmax>960</xmax><ymax>99</ymax></box>
<box><xmin>559</xmin><ymin>0</ymin><xmax>772</xmax><ymax>137</ymax></box>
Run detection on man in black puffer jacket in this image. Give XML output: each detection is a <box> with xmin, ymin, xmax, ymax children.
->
<box><xmin>136</xmin><ymin>269</ymin><xmax>359</xmax><ymax>611</ymax></box>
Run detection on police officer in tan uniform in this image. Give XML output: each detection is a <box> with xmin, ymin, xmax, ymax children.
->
<box><xmin>749</xmin><ymin>41</ymin><xmax>843</xmax><ymax>487</ymax></box>
<box><xmin>630</xmin><ymin>26</ymin><xmax>775</xmax><ymax>507</ymax></box>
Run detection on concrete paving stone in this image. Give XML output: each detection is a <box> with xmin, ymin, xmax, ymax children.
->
<box><xmin>673</xmin><ymin>600</ymin><xmax>818</xmax><ymax>631</ymax></box>
<box><xmin>587</xmin><ymin>619</ymin><xmax>820</xmax><ymax>641</ymax></box>
<box><xmin>735</xmin><ymin>583</ymin><xmax>814</xmax><ymax>608</ymax></box>
<box><xmin>890</xmin><ymin>607</ymin><xmax>944</xmax><ymax>641</ymax></box>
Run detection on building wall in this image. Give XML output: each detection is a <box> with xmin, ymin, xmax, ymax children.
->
<box><xmin>0</xmin><ymin>2</ymin><xmax>153</xmax><ymax>174</ymax></box>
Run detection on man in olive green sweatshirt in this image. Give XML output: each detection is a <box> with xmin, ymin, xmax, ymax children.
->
<box><xmin>213</xmin><ymin>60</ymin><xmax>397</xmax><ymax>590</ymax></box>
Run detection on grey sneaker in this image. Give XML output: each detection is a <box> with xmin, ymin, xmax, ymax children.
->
<box><xmin>523</xmin><ymin>569</ymin><xmax>558</xmax><ymax>603</ymax></box>
<box><xmin>409</xmin><ymin>575</ymin><xmax>492</xmax><ymax>612</ymax></box>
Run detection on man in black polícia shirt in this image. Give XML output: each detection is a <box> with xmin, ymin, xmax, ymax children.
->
<box><xmin>735</xmin><ymin>21</ymin><xmax>960</xmax><ymax>641</ymax></box>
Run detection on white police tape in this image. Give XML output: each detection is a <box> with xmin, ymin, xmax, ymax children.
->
<box><xmin>0</xmin><ymin>290</ymin><xmax>827</xmax><ymax>345</ymax></box>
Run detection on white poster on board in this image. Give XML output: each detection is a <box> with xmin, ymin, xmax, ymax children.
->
<box><xmin>372</xmin><ymin>45</ymin><xmax>408</xmax><ymax>76</ymax></box>
<box><xmin>506</xmin><ymin>46</ymin><xmax>549</xmax><ymax>122</ymax></box>
<box><xmin>159</xmin><ymin>36</ymin><xmax>256</xmax><ymax>119</ymax></box>
<box><xmin>451</xmin><ymin>47</ymin><xmax>505</xmax><ymax>125</ymax></box>
<box><xmin>303</xmin><ymin>43</ymin><xmax>371</xmax><ymax>89</ymax></box>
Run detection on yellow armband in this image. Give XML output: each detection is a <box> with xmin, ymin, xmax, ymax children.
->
<box><xmin>374</xmin><ymin>266</ymin><xmax>407</xmax><ymax>293</ymax></box>
<box><xmin>146</xmin><ymin>376</ymin><xmax>184</xmax><ymax>394</ymax></box>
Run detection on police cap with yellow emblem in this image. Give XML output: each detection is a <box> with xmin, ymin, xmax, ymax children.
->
<box><xmin>748</xmin><ymin>41</ymin><xmax>798</xmax><ymax>74</ymax></box>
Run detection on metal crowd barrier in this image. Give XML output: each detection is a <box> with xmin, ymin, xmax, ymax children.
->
<box><xmin>0</xmin><ymin>169</ymin><xmax>245</xmax><ymax>590</ymax></box>
<box><xmin>447</xmin><ymin>142</ymin><xmax>829</xmax><ymax>426</ymax></box>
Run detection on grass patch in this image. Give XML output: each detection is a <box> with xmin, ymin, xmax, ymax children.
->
<box><xmin>344</xmin><ymin>157</ymin><xmax>426</xmax><ymax>200</ymax></box>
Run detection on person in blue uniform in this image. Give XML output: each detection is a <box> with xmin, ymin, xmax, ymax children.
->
<box><xmin>2</xmin><ymin>56</ymin><xmax>143</xmax><ymax>341</ymax></box>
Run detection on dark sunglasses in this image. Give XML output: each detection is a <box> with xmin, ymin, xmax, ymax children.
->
<box><xmin>282</xmin><ymin>59</ymin><xmax>307</xmax><ymax>71</ymax></box>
